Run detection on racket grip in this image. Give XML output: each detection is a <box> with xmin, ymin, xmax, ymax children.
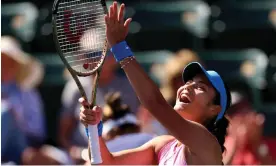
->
<box><xmin>88</xmin><ymin>125</ymin><xmax>102</xmax><ymax>164</ymax></box>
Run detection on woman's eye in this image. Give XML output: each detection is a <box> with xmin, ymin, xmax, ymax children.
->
<box><xmin>186</xmin><ymin>81</ymin><xmax>193</xmax><ymax>85</ymax></box>
<box><xmin>197</xmin><ymin>86</ymin><xmax>205</xmax><ymax>91</ymax></box>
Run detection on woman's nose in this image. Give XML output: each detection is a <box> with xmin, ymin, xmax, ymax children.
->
<box><xmin>184</xmin><ymin>82</ymin><xmax>195</xmax><ymax>91</ymax></box>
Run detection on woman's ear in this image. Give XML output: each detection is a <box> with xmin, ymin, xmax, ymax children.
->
<box><xmin>210</xmin><ymin>105</ymin><xmax>221</xmax><ymax>117</ymax></box>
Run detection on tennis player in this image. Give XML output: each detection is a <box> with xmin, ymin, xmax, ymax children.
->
<box><xmin>79</xmin><ymin>1</ymin><xmax>231</xmax><ymax>165</ymax></box>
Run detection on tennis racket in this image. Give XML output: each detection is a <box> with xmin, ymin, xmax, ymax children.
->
<box><xmin>52</xmin><ymin>0</ymin><xmax>108</xmax><ymax>164</ymax></box>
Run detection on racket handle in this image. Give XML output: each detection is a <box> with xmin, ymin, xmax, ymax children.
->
<box><xmin>88</xmin><ymin>125</ymin><xmax>102</xmax><ymax>164</ymax></box>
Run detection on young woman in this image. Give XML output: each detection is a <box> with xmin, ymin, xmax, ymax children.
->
<box><xmin>79</xmin><ymin>1</ymin><xmax>231</xmax><ymax>165</ymax></box>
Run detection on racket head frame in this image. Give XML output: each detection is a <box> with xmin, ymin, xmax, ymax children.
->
<box><xmin>52</xmin><ymin>0</ymin><xmax>109</xmax><ymax>77</ymax></box>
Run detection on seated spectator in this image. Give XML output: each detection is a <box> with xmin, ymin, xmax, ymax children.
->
<box><xmin>1</xmin><ymin>36</ymin><xmax>46</xmax><ymax>147</ymax></box>
<box><xmin>223</xmin><ymin>91</ymin><xmax>276</xmax><ymax>165</ymax></box>
<box><xmin>1</xmin><ymin>98</ymin><xmax>62</xmax><ymax>165</ymax></box>
<box><xmin>102</xmin><ymin>92</ymin><xmax>155</xmax><ymax>152</ymax></box>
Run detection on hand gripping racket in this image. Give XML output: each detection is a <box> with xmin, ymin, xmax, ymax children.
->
<box><xmin>52</xmin><ymin>0</ymin><xmax>108</xmax><ymax>164</ymax></box>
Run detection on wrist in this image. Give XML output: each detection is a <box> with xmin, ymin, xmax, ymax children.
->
<box><xmin>110</xmin><ymin>41</ymin><xmax>133</xmax><ymax>62</ymax></box>
<box><xmin>84</xmin><ymin>121</ymin><xmax>103</xmax><ymax>137</ymax></box>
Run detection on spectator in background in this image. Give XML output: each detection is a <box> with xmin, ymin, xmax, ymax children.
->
<box><xmin>223</xmin><ymin>91</ymin><xmax>276</xmax><ymax>165</ymax></box>
<box><xmin>101</xmin><ymin>92</ymin><xmax>154</xmax><ymax>152</ymax></box>
<box><xmin>1</xmin><ymin>36</ymin><xmax>46</xmax><ymax>147</ymax></box>
<box><xmin>58</xmin><ymin>54</ymin><xmax>139</xmax><ymax>163</ymax></box>
<box><xmin>2</xmin><ymin>98</ymin><xmax>29</xmax><ymax>164</ymax></box>
<box><xmin>138</xmin><ymin>49</ymin><xmax>201</xmax><ymax>136</ymax></box>
<box><xmin>1</xmin><ymin>98</ymin><xmax>61</xmax><ymax>165</ymax></box>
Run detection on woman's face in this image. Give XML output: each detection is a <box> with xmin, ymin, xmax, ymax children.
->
<box><xmin>174</xmin><ymin>74</ymin><xmax>221</xmax><ymax>123</ymax></box>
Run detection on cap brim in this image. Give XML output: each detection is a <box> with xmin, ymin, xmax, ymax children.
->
<box><xmin>183</xmin><ymin>62</ymin><xmax>219</xmax><ymax>91</ymax></box>
<box><xmin>183</xmin><ymin>62</ymin><xmax>206</xmax><ymax>83</ymax></box>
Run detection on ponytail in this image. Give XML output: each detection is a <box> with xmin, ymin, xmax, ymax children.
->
<box><xmin>103</xmin><ymin>91</ymin><xmax>130</xmax><ymax>121</ymax></box>
<box><xmin>206</xmin><ymin>116</ymin><xmax>229</xmax><ymax>153</ymax></box>
<box><xmin>102</xmin><ymin>92</ymin><xmax>140</xmax><ymax>140</ymax></box>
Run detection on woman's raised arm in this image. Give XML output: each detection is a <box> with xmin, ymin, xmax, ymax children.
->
<box><xmin>104</xmin><ymin>2</ymin><xmax>221</xmax><ymax>161</ymax></box>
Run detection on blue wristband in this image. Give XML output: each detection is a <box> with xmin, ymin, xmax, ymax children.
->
<box><xmin>110</xmin><ymin>41</ymin><xmax>133</xmax><ymax>62</ymax></box>
<box><xmin>85</xmin><ymin>121</ymin><xmax>103</xmax><ymax>137</ymax></box>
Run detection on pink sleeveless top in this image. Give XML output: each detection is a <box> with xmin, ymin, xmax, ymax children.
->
<box><xmin>158</xmin><ymin>140</ymin><xmax>187</xmax><ymax>165</ymax></box>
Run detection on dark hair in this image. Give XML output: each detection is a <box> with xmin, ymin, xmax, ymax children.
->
<box><xmin>206</xmin><ymin>82</ymin><xmax>231</xmax><ymax>154</ymax></box>
<box><xmin>103</xmin><ymin>92</ymin><xmax>140</xmax><ymax>140</ymax></box>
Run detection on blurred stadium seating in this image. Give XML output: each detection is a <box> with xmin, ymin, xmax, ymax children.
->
<box><xmin>198</xmin><ymin>49</ymin><xmax>268</xmax><ymax>109</ymax></box>
<box><xmin>265</xmin><ymin>53</ymin><xmax>276</xmax><ymax>101</ymax></box>
<box><xmin>125</xmin><ymin>0</ymin><xmax>210</xmax><ymax>51</ymax></box>
<box><xmin>206</xmin><ymin>0</ymin><xmax>276</xmax><ymax>55</ymax></box>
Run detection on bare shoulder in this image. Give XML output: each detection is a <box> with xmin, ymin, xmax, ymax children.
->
<box><xmin>150</xmin><ymin>135</ymin><xmax>175</xmax><ymax>154</ymax></box>
<box><xmin>185</xmin><ymin>121</ymin><xmax>223</xmax><ymax>164</ymax></box>
<box><xmin>199</xmin><ymin>132</ymin><xmax>223</xmax><ymax>164</ymax></box>
<box><xmin>191</xmin><ymin>120</ymin><xmax>222</xmax><ymax>149</ymax></box>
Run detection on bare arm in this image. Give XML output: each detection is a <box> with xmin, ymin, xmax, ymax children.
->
<box><xmin>83</xmin><ymin>137</ymin><xmax>156</xmax><ymax>165</ymax></box>
<box><xmin>79</xmin><ymin>101</ymin><xmax>162</xmax><ymax>165</ymax></box>
<box><xmin>121</xmin><ymin>59</ymin><xmax>220</xmax><ymax>160</ymax></box>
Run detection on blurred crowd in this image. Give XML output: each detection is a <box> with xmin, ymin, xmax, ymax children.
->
<box><xmin>1</xmin><ymin>0</ymin><xmax>276</xmax><ymax>165</ymax></box>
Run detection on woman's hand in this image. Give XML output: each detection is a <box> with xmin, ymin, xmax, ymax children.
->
<box><xmin>228</xmin><ymin>112</ymin><xmax>265</xmax><ymax>150</ymax></box>
<box><xmin>79</xmin><ymin>97</ymin><xmax>102</xmax><ymax>125</ymax></box>
<box><xmin>105</xmin><ymin>1</ymin><xmax>132</xmax><ymax>47</ymax></box>
<box><xmin>245</xmin><ymin>112</ymin><xmax>265</xmax><ymax>151</ymax></box>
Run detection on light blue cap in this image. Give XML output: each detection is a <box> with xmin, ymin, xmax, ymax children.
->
<box><xmin>182</xmin><ymin>62</ymin><xmax>227</xmax><ymax>121</ymax></box>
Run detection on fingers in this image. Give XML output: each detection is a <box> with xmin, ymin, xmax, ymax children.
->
<box><xmin>105</xmin><ymin>1</ymin><xmax>131</xmax><ymax>45</ymax></box>
<box><xmin>80</xmin><ymin>112</ymin><xmax>96</xmax><ymax>125</ymax></box>
<box><xmin>124</xmin><ymin>18</ymin><xmax>132</xmax><ymax>35</ymax></box>
<box><xmin>80</xmin><ymin>111</ymin><xmax>100</xmax><ymax>125</ymax></box>
<box><xmin>78</xmin><ymin>97</ymin><xmax>89</xmax><ymax>108</ymax></box>
<box><xmin>124</xmin><ymin>18</ymin><xmax>132</xmax><ymax>27</ymax></box>
<box><xmin>113</xmin><ymin>2</ymin><xmax>118</xmax><ymax>21</ymax></box>
<box><xmin>118</xmin><ymin>3</ymin><xmax>125</xmax><ymax>23</ymax></box>
<box><xmin>109</xmin><ymin>1</ymin><xmax>117</xmax><ymax>22</ymax></box>
<box><xmin>107</xmin><ymin>1</ymin><xmax>131</xmax><ymax>27</ymax></box>
<box><xmin>79</xmin><ymin>100</ymin><xmax>102</xmax><ymax>125</ymax></box>
<box><xmin>109</xmin><ymin>4</ymin><xmax>113</xmax><ymax>19</ymax></box>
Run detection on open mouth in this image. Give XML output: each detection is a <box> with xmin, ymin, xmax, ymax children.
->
<box><xmin>180</xmin><ymin>95</ymin><xmax>191</xmax><ymax>104</ymax></box>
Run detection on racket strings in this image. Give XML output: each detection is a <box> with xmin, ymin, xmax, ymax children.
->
<box><xmin>67</xmin><ymin>56</ymin><xmax>102</xmax><ymax>63</ymax></box>
<box><xmin>56</xmin><ymin>0</ymin><xmax>106</xmax><ymax>74</ymax></box>
<box><xmin>55</xmin><ymin>19</ymin><xmax>105</xmax><ymax>28</ymax></box>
